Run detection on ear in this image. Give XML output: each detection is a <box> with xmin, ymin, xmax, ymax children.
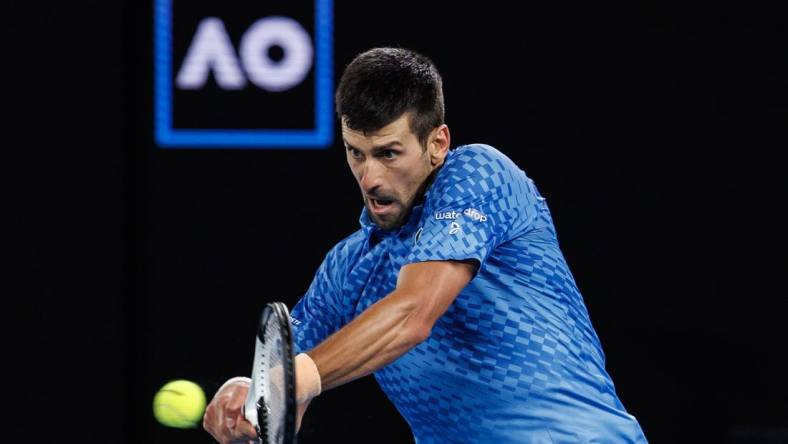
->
<box><xmin>428</xmin><ymin>125</ymin><xmax>451</xmax><ymax>167</ymax></box>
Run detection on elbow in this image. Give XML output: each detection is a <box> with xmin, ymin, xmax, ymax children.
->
<box><xmin>391</xmin><ymin>290</ymin><xmax>434</xmax><ymax>347</ymax></box>
<box><xmin>402</xmin><ymin>321</ymin><xmax>432</xmax><ymax>347</ymax></box>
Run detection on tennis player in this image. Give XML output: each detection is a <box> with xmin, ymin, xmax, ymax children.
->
<box><xmin>204</xmin><ymin>47</ymin><xmax>648</xmax><ymax>443</ymax></box>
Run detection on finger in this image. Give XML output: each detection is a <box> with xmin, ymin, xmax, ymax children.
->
<box><xmin>209</xmin><ymin>399</ymin><xmax>243</xmax><ymax>443</ymax></box>
<box><xmin>212</xmin><ymin>415</ymin><xmax>238</xmax><ymax>444</ymax></box>
<box><xmin>235</xmin><ymin>419</ymin><xmax>258</xmax><ymax>438</ymax></box>
<box><xmin>225</xmin><ymin>385</ymin><xmax>248</xmax><ymax>417</ymax></box>
<box><xmin>205</xmin><ymin>389</ymin><xmax>231</xmax><ymax>424</ymax></box>
<box><xmin>225</xmin><ymin>420</ymin><xmax>258</xmax><ymax>444</ymax></box>
<box><xmin>202</xmin><ymin>410</ymin><xmax>214</xmax><ymax>434</ymax></box>
<box><xmin>204</xmin><ymin>380</ymin><xmax>252</xmax><ymax>443</ymax></box>
<box><xmin>203</xmin><ymin>401</ymin><xmax>223</xmax><ymax>437</ymax></box>
<box><xmin>224</xmin><ymin>404</ymin><xmax>243</xmax><ymax>427</ymax></box>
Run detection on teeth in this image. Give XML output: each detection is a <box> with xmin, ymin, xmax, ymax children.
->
<box><xmin>369</xmin><ymin>198</ymin><xmax>392</xmax><ymax>207</ymax></box>
<box><xmin>371</xmin><ymin>199</ymin><xmax>391</xmax><ymax>208</ymax></box>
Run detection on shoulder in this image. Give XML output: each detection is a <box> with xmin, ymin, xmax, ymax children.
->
<box><xmin>437</xmin><ymin>144</ymin><xmax>527</xmax><ymax>188</ymax></box>
<box><xmin>444</xmin><ymin>143</ymin><xmax>521</xmax><ymax>174</ymax></box>
<box><xmin>428</xmin><ymin>144</ymin><xmax>528</xmax><ymax>205</ymax></box>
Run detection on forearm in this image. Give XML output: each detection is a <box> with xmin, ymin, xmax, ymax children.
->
<box><xmin>306</xmin><ymin>289</ymin><xmax>426</xmax><ymax>391</ymax></box>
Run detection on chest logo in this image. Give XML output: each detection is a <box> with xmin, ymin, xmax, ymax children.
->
<box><xmin>434</xmin><ymin>208</ymin><xmax>488</xmax><ymax>222</ymax></box>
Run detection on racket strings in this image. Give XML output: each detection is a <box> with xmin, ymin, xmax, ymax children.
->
<box><xmin>262</xmin><ymin>315</ymin><xmax>286</xmax><ymax>443</ymax></box>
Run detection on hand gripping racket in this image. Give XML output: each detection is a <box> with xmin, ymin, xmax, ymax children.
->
<box><xmin>243</xmin><ymin>302</ymin><xmax>296</xmax><ymax>444</ymax></box>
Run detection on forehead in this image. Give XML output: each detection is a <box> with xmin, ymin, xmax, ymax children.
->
<box><xmin>341</xmin><ymin>113</ymin><xmax>415</xmax><ymax>147</ymax></box>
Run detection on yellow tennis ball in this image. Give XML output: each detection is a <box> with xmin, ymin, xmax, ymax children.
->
<box><xmin>153</xmin><ymin>379</ymin><xmax>207</xmax><ymax>429</ymax></box>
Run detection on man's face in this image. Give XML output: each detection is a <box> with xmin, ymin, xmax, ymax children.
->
<box><xmin>343</xmin><ymin>113</ymin><xmax>449</xmax><ymax>230</ymax></box>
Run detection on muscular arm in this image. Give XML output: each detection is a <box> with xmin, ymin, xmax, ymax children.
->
<box><xmin>306</xmin><ymin>259</ymin><xmax>475</xmax><ymax>391</ymax></box>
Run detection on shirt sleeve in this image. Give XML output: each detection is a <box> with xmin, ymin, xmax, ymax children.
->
<box><xmin>406</xmin><ymin>144</ymin><xmax>545</xmax><ymax>268</ymax></box>
<box><xmin>290</xmin><ymin>247</ymin><xmax>345</xmax><ymax>354</ymax></box>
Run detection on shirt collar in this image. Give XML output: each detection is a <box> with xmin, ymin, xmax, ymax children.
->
<box><xmin>358</xmin><ymin>203</ymin><xmax>425</xmax><ymax>238</ymax></box>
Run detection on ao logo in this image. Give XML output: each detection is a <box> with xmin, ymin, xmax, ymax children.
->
<box><xmin>154</xmin><ymin>0</ymin><xmax>333</xmax><ymax>148</ymax></box>
<box><xmin>176</xmin><ymin>17</ymin><xmax>313</xmax><ymax>92</ymax></box>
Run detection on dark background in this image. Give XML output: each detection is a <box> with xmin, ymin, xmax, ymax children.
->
<box><xmin>4</xmin><ymin>1</ymin><xmax>786</xmax><ymax>443</ymax></box>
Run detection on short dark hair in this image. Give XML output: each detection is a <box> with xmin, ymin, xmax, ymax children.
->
<box><xmin>335</xmin><ymin>47</ymin><xmax>445</xmax><ymax>147</ymax></box>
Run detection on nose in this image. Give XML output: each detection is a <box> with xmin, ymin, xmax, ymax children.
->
<box><xmin>357</xmin><ymin>159</ymin><xmax>384</xmax><ymax>194</ymax></box>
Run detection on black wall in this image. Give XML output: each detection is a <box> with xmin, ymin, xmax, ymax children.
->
<box><xmin>5</xmin><ymin>2</ymin><xmax>786</xmax><ymax>443</ymax></box>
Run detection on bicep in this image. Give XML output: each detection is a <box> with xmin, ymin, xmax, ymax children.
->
<box><xmin>394</xmin><ymin>260</ymin><xmax>476</xmax><ymax>334</ymax></box>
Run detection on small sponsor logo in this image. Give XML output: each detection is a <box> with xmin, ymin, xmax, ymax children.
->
<box><xmin>434</xmin><ymin>208</ymin><xmax>488</xmax><ymax>222</ymax></box>
<box><xmin>463</xmin><ymin>208</ymin><xmax>488</xmax><ymax>222</ymax></box>
<box><xmin>435</xmin><ymin>210</ymin><xmax>461</xmax><ymax>220</ymax></box>
<box><xmin>449</xmin><ymin>222</ymin><xmax>462</xmax><ymax>235</ymax></box>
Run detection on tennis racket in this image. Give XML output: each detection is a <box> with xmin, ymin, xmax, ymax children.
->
<box><xmin>243</xmin><ymin>302</ymin><xmax>297</xmax><ymax>444</ymax></box>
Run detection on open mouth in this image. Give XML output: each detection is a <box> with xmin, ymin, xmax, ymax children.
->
<box><xmin>369</xmin><ymin>197</ymin><xmax>395</xmax><ymax>213</ymax></box>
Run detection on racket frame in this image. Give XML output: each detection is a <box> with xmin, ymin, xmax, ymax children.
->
<box><xmin>254</xmin><ymin>302</ymin><xmax>297</xmax><ymax>444</ymax></box>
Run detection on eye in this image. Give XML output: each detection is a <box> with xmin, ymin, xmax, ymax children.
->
<box><xmin>349</xmin><ymin>148</ymin><xmax>363</xmax><ymax>159</ymax></box>
<box><xmin>381</xmin><ymin>150</ymin><xmax>397</xmax><ymax>160</ymax></box>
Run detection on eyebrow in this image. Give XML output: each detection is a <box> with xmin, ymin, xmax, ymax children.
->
<box><xmin>344</xmin><ymin>141</ymin><xmax>403</xmax><ymax>155</ymax></box>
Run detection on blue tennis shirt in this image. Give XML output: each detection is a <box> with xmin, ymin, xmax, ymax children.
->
<box><xmin>291</xmin><ymin>144</ymin><xmax>647</xmax><ymax>443</ymax></box>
